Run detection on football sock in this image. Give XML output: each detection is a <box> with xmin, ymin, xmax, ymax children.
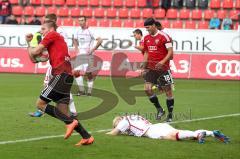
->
<box><xmin>44</xmin><ymin>104</ymin><xmax>73</xmax><ymax>124</ymax></box>
<box><xmin>195</xmin><ymin>130</ymin><xmax>214</xmax><ymax>137</ymax></box>
<box><xmin>166</xmin><ymin>97</ymin><xmax>174</xmax><ymax>114</ymax></box>
<box><xmin>69</xmin><ymin>93</ymin><xmax>77</xmax><ymax>113</ymax></box>
<box><xmin>74</xmin><ymin>122</ymin><xmax>91</xmax><ymax>139</ymax></box>
<box><xmin>176</xmin><ymin>130</ymin><xmax>198</xmax><ymax>140</ymax></box>
<box><xmin>75</xmin><ymin>76</ymin><xmax>85</xmax><ymax>92</ymax></box>
<box><xmin>149</xmin><ymin>95</ymin><xmax>164</xmax><ymax>112</ymax></box>
<box><xmin>87</xmin><ymin>80</ymin><xmax>94</xmax><ymax>94</ymax></box>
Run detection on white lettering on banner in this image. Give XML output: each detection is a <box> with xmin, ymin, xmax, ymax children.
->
<box><xmin>170</xmin><ymin>60</ymin><xmax>189</xmax><ymax>73</ymax></box>
<box><xmin>0</xmin><ymin>58</ymin><xmax>23</xmax><ymax>68</ymax></box>
<box><xmin>206</xmin><ymin>60</ymin><xmax>240</xmax><ymax>77</ymax></box>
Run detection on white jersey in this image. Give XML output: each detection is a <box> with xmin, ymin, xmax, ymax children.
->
<box><xmin>73</xmin><ymin>27</ymin><xmax>95</xmax><ymax>54</ymax></box>
<box><xmin>116</xmin><ymin>115</ymin><xmax>152</xmax><ymax>137</ymax></box>
<box><xmin>57</xmin><ymin>26</ymin><xmax>68</xmax><ymax>43</ymax></box>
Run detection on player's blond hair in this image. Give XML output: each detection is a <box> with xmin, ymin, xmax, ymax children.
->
<box><xmin>112</xmin><ymin>116</ymin><xmax>122</xmax><ymax>128</ymax></box>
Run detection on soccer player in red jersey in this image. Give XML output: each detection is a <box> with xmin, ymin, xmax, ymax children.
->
<box><xmin>25</xmin><ymin>21</ymin><xmax>94</xmax><ymax>146</ymax></box>
<box><xmin>142</xmin><ymin>18</ymin><xmax>174</xmax><ymax>122</ymax></box>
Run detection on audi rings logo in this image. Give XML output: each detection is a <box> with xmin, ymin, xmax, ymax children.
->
<box><xmin>206</xmin><ymin>60</ymin><xmax>240</xmax><ymax>77</ymax></box>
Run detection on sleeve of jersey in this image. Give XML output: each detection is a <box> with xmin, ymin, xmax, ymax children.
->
<box><xmin>40</xmin><ymin>32</ymin><xmax>54</xmax><ymax>48</ymax></box>
<box><xmin>116</xmin><ymin>119</ymin><xmax>130</xmax><ymax>132</ymax></box>
<box><xmin>142</xmin><ymin>37</ymin><xmax>148</xmax><ymax>53</ymax></box>
<box><xmin>163</xmin><ymin>35</ymin><xmax>173</xmax><ymax>49</ymax></box>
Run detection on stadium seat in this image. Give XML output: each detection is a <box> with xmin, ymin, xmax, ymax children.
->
<box><xmin>12</xmin><ymin>6</ymin><xmax>23</xmax><ymax>16</ymax></box>
<box><xmin>229</xmin><ymin>10</ymin><xmax>240</xmax><ymax>20</ymax></box>
<box><xmin>137</xmin><ymin>0</ymin><xmax>147</xmax><ymax>8</ymax></box>
<box><xmin>43</xmin><ymin>0</ymin><xmax>53</xmax><ymax>5</ymax></box>
<box><xmin>161</xmin><ymin>20</ymin><xmax>170</xmax><ymax>28</ymax></box>
<box><xmin>118</xmin><ymin>8</ymin><xmax>129</xmax><ymax>19</ymax></box>
<box><xmin>106</xmin><ymin>8</ymin><xmax>117</xmax><ymax>18</ymax></box>
<box><xmin>198</xmin><ymin>0</ymin><xmax>209</xmax><ymax>9</ymax></box>
<box><xmin>135</xmin><ymin>20</ymin><xmax>144</xmax><ymax>27</ymax></box>
<box><xmin>111</xmin><ymin>19</ymin><xmax>122</xmax><ymax>27</ymax></box>
<box><xmin>125</xmin><ymin>0</ymin><xmax>136</xmax><ymax>8</ymax></box>
<box><xmin>66</xmin><ymin>0</ymin><xmax>76</xmax><ymax>6</ymax></box>
<box><xmin>101</xmin><ymin>0</ymin><xmax>112</xmax><ymax>7</ymax></box>
<box><xmin>142</xmin><ymin>8</ymin><xmax>153</xmax><ymax>18</ymax></box>
<box><xmin>154</xmin><ymin>8</ymin><xmax>166</xmax><ymax>19</ymax></box>
<box><xmin>191</xmin><ymin>9</ymin><xmax>202</xmax><ymax>20</ymax></box>
<box><xmin>78</xmin><ymin>0</ymin><xmax>88</xmax><ymax>6</ymax></box>
<box><xmin>179</xmin><ymin>8</ymin><xmax>190</xmax><ymax>19</ymax></box>
<box><xmin>185</xmin><ymin>21</ymin><xmax>196</xmax><ymax>29</ymax></box>
<box><xmin>24</xmin><ymin>6</ymin><xmax>34</xmax><ymax>16</ymax></box>
<box><xmin>16</xmin><ymin>17</ymin><xmax>21</xmax><ymax>24</ymax></box>
<box><xmin>57</xmin><ymin>19</ymin><xmax>62</xmax><ymax>26</ymax></box>
<box><xmin>172</xmin><ymin>0</ymin><xmax>184</xmax><ymax>8</ymax></box>
<box><xmin>47</xmin><ymin>7</ymin><xmax>57</xmax><ymax>14</ymax></box>
<box><xmin>130</xmin><ymin>8</ymin><xmax>141</xmax><ymax>19</ymax></box>
<box><xmin>30</xmin><ymin>0</ymin><xmax>41</xmax><ymax>5</ymax></box>
<box><xmin>99</xmin><ymin>19</ymin><xmax>110</xmax><ymax>27</ymax></box>
<box><xmin>172</xmin><ymin>20</ymin><xmax>183</xmax><ymax>29</ymax></box>
<box><xmin>57</xmin><ymin>7</ymin><xmax>69</xmax><ymax>17</ymax></box>
<box><xmin>35</xmin><ymin>7</ymin><xmax>46</xmax><ymax>17</ymax></box>
<box><xmin>185</xmin><ymin>0</ymin><xmax>196</xmax><ymax>9</ymax></box>
<box><xmin>204</xmin><ymin>9</ymin><xmax>215</xmax><ymax>20</ymax></box>
<box><xmin>198</xmin><ymin>21</ymin><xmax>209</xmax><ymax>29</ymax></box>
<box><xmin>113</xmin><ymin>0</ymin><xmax>123</xmax><ymax>7</ymax></box>
<box><xmin>63</xmin><ymin>18</ymin><xmax>74</xmax><ymax>26</ymax></box>
<box><xmin>89</xmin><ymin>0</ymin><xmax>99</xmax><ymax>7</ymax></box>
<box><xmin>209</xmin><ymin>0</ymin><xmax>221</xmax><ymax>9</ymax></box>
<box><xmin>166</xmin><ymin>9</ymin><xmax>178</xmax><ymax>19</ymax></box>
<box><xmin>71</xmin><ymin>8</ymin><xmax>81</xmax><ymax>17</ymax></box>
<box><xmin>55</xmin><ymin>0</ymin><xmax>65</xmax><ymax>6</ymax></box>
<box><xmin>82</xmin><ymin>8</ymin><xmax>93</xmax><ymax>17</ymax></box>
<box><xmin>94</xmin><ymin>8</ymin><xmax>105</xmax><ymax>18</ymax></box>
<box><xmin>235</xmin><ymin>0</ymin><xmax>240</xmax><ymax>9</ymax></box>
<box><xmin>223</xmin><ymin>0</ymin><xmax>233</xmax><ymax>9</ymax></box>
<box><xmin>234</xmin><ymin>22</ymin><xmax>239</xmax><ymax>30</ymax></box>
<box><xmin>152</xmin><ymin>0</ymin><xmax>160</xmax><ymax>8</ymax></box>
<box><xmin>87</xmin><ymin>18</ymin><xmax>98</xmax><ymax>26</ymax></box>
<box><xmin>123</xmin><ymin>19</ymin><xmax>134</xmax><ymax>27</ymax></box>
<box><xmin>9</xmin><ymin>0</ymin><xmax>19</xmax><ymax>4</ymax></box>
<box><xmin>217</xmin><ymin>10</ymin><xmax>227</xmax><ymax>19</ymax></box>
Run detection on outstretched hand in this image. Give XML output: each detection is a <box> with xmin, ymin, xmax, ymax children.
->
<box><xmin>25</xmin><ymin>33</ymin><xmax>33</xmax><ymax>43</ymax></box>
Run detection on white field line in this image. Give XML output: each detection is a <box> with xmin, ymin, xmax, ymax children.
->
<box><xmin>0</xmin><ymin>113</ymin><xmax>239</xmax><ymax>145</ymax></box>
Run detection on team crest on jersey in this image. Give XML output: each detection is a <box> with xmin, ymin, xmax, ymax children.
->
<box><xmin>155</xmin><ymin>39</ymin><xmax>159</xmax><ymax>44</ymax></box>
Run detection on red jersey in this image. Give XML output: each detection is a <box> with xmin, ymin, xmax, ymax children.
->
<box><xmin>143</xmin><ymin>31</ymin><xmax>172</xmax><ymax>71</ymax></box>
<box><xmin>40</xmin><ymin>31</ymin><xmax>72</xmax><ymax>75</ymax></box>
<box><xmin>139</xmin><ymin>37</ymin><xmax>144</xmax><ymax>55</ymax></box>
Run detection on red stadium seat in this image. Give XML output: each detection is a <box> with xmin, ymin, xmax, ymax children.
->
<box><xmin>63</xmin><ymin>18</ymin><xmax>74</xmax><ymax>26</ymax></box>
<box><xmin>57</xmin><ymin>19</ymin><xmax>62</xmax><ymax>26</ymax></box>
<box><xmin>130</xmin><ymin>8</ymin><xmax>141</xmax><ymax>19</ymax></box>
<box><xmin>185</xmin><ymin>21</ymin><xmax>196</xmax><ymax>29</ymax></box>
<box><xmin>204</xmin><ymin>9</ymin><xmax>215</xmax><ymax>20</ymax></box>
<box><xmin>111</xmin><ymin>19</ymin><xmax>122</xmax><ymax>27</ymax></box>
<box><xmin>57</xmin><ymin>7</ymin><xmax>69</xmax><ymax>17</ymax></box>
<box><xmin>30</xmin><ymin>0</ymin><xmax>41</xmax><ymax>5</ymax></box>
<box><xmin>55</xmin><ymin>0</ymin><xmax>65</xmax><ymax>6</ymax></box>
<box><xmin>179</xmin><ymin>9</ymin><xmax>190</xmax><ymax>19</ymax></box>
<box><xmin>191</xmin><ymin>9</ymin><xmax>202</xmax><ymax>20</ymax></box>
<box><xmin>152</xmin><ymin>0</ymin><xmax>160</xmax><ymax>8</ymax></box>
<box><xmin>142</xmin><ymin>8</ymin><xmax>153</xmax><ymax>18</ymax></box>
<box><xmin>66</xmin><ymin>0</ymin><xmax>76</xmax><ymax>6</ymax></box>
<box><xmin>113</xmin><ymin>0</ymin><xmax>123</xmax><ymax>7</ymax></box>
<box><xmin>9</xmin><ymin>0</ymin><xmax>19</xmax><ymax>4</ymax></box>
<box><xmin>229</xmin><ymin>10</ymin><xmax>240</xmax><ymax>20</ymax></box>
<box><xmin>78</xmin><ymin>0</ymin><xmax>88</xmax><ymax>6</ymax></box>
<box><xmin>118</xmin><ymin>8</ymin><xmax>129</xmax><ymax>19</ymax></box>
<box><xmin>47</xmin><ymin>7</ymin><xmax>57</xmax><ymax>14</ymax></box>
<box><xmin>24</xmin><ymin>6</ymin><xmax>34</xmax><ymax>16</ymax></box>
<box><xmin>126</xmin><ymin>0</ymin><xmax>136</xmax><ymax>8</ymax></box>
<box><xmin>94</xmin><ymin>8</ymin><xmax>105</xmax><ymax>18</ymax></box>
<box><xmin>135</xmin><ymin>20</ymin><xmax>144</xmax><ymax>27</ymax></box>
<box><xmin>217</xmin><ymin>10</ymin><xmax>227</xmax><ymax>19</ymax></box>
<box><xmin>101</xmin><ymin>0</ymin><xmax>112</xmax><ymax>7</ymax></box>
<box><xmin>123</xmin><ymin>19</ymin><xmax>134</xmax><ymax>27</ymax></box>
<box><xmin>209</xmin><ymin>0</ymin><xmax>221</xmax><ymax>9</ymax></box>
<box><xmin>106</xmin><ymin>8</ymin><xmax>117</xmax><ymax>18</ymax></box>
<box><xmin>234</xmin><ymin>22</ymin><xmax>239</xmax><ymax>30</ymax></box>
<box><xmin>12</xmin><ymin>6</ymin><xmax>23</xmax><ymax>16</ymax></box>
<box><xmin>43</xmin><ymin>0</ymin><xmax>53</xmax><ymax>5</ymax></box>
<box><xmin>166</xmin><ymin>9</ymin><xmax>178</xmax><ymax>19</ymax></box>
<box><xmin>235</xmin><ymin>0</ymin><xmax>240</xmax><ymax>9</ymax></box>
<box><xmin>154</xmin><ymin>8</ymin><xmax>166</xmax><ymax>19</ymax></box>
<box><xmin>87</xmin><ymin>18</ymin><xmax>98</xmax><ymax>26</ymax></box>
<box><xmin>82</xmin><ymin>8</ymin><xmax>93</xmax><ymax>17</ymax></box>
<box><xmin>35</xmin><ymin>7</ymin><xmax>46</xmax><ymax>17</ymax></box>
<box><xmin>71</xmin><ymin>8</ymin><xmax>81</xmax><ymax>17</ymax></box>
<box><xmin>89</xmin><ymin>0</ymin><xmax>99</xmax><ymax>7</ymax></box>
<box><xmin>223</xmin><ymin>0</ymin><xmax>233</xmax><ymax>9</ymax></box>
<box><xmin>99</xmin><ymin>19</ymin><xmax>110</xmax><ymax>27</ymax></box>
<box><xmin>137</xmin><ymin>0</ymin><xmax>147</xmax><ymax>8</ymax></box>
<box><xmin>172</xmin><ymin>20</ymin><xmax>183</xmax><ymax>29</ymax></box>
<box><xmin>198</xmin><ymin>21</ymin><xmax>209</xmax><ymax>29</ymax></box>
<box><xmin>161</xmin><ymin>20</ymin><xmax>170</xmax><ymax>28</ymax></box>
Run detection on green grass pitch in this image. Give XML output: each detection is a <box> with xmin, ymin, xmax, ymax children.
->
<box><xmin>0</xmin><ymin>73</ymin><xmax>239</xmax><ymax>159</ymax></box>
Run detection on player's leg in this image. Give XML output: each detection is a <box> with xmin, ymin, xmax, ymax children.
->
<box><xmin>86</xmin><ymin>72</ymin><xmax>94</xmax><ymax>96</ymax></box>
<box><xmin>69</xmin><ymin>93</ymin><xmax>77</xmax><ymax>117</ymax></box>
<box><xmin>175</xmin><ymin>130</ymin><xmax>206</xmax><ymax>144</ymax></box>
<box><xmin>75</xmin><ymin>75</ymin><xmax>85</xmax><ymax>95</ymax></box>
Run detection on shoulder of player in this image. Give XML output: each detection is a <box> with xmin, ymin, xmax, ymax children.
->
<box><xmin>157</xmin><ymin>31</ymin><xmax>172</xmax><ymax>41</ymax></box>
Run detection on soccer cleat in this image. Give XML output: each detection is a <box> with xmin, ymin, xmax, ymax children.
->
<box><xmin>29</xmin><ymin>110</ymin><xmax>43</xmax><ymax>117</ymax></box>
<box><xmin>197</xmin><ymin>131</ymin><xmax>206</xmax><ymax>144</ymax></box>
<box><xmin>75</xmin><ymin>136</ymin><xmax>94</xmax><ymax>146</ymax></box>
<box><xmin>166</xmin><ymin>113</ymin><xmax>173</xmax><ymax>122</ymax></box>
<box><xmin>70</xmin><ymin>112</ymin><xmax>78</xmax><ymax>118</ymax></box>
<box><xmin>156</xmin><ymin>110</ymin><xmax>165</xmax><ymax>120</ymax></box>
<box><xmin>76</xmin><ymin>91</ymin><xmax>86</xmax><ymax>96</ymax></box>
<box><xmin>213</xmin><ymin>130</ymin><xmax>230</xmax><ymax>143</ymax></box>
<box><xmin>64</xmin><ymin>119</ymin><xmax>78</xmax><ymax>139</ymax></box>
<box><xmin>87</xmin><ymin>93</ymin><xmax>92</xmax><ymax>96</ymax></box>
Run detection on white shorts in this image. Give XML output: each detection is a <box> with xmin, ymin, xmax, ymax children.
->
<box><xmin>72</xmin><ymin>54</ymin><xmax>94</xmax><ymax>73</ymax></box>
<box><xmin>145</xmin><ymin>123</ymin><xmax>176</xmax><ymax>139</ymax></box>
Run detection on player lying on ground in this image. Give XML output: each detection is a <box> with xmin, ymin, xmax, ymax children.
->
<box><xmin>106</xmin><ymin>115</ymin><xmax>230</xmax><ymax>144</ymax></box>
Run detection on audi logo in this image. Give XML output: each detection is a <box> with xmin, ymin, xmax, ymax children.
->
<box><xmin>206</xmin><ymin>60</ymin><xmax>240</xmax><ymax>77</ymax></box>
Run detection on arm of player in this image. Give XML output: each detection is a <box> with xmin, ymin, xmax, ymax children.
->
<box><xmin>135</xmin><ymin>45</ymin><xmax>144</xmax><ymax>52</ymax></box>
<box><xmin>140</xmin><ymin>51</ymin><xmax>148</xmax><ymax>69</ymax></box>
<box><xmin>73</xmin><ymin>38</ymin><xmax>79</xmax><ymax>54</ymax></box>
<box><xmin>106</xmin><ymin>128</ymin><xmax>121</xmax><ymax>136</ymax></box>
<box><xmin>89</xmin><ymin>37</ymin><xmax>103</xmax><ymax>54</ymax></box>
<box><xmin>155</xmin><ymin>46</ymin><xmax>173</xmax><ymax>70</ymax></box>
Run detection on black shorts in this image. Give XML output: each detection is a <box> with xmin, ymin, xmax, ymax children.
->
<box><xmin>40</xmin><ymin>73</ymin><xmax>73</xmax><ymax>104</ymax></box>
<box><xmin>144</xmin><ymin>70</ymin><xmax>174</xmax><ymax>87</ymax></box>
